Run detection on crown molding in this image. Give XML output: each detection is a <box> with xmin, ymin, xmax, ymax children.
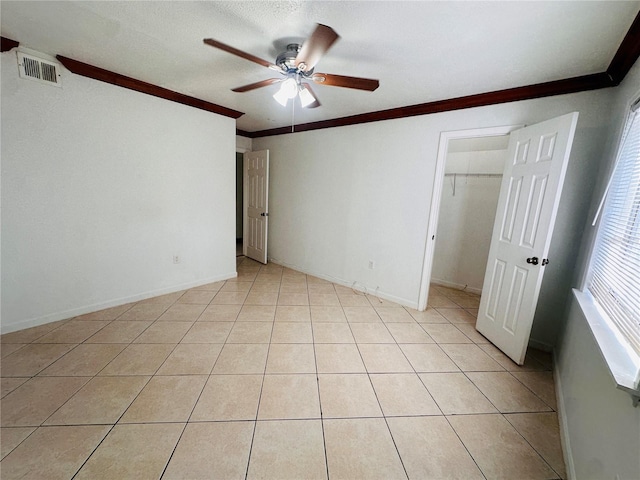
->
<box><xmin>1</xmin><ymin>36</ymin><xmax>19</xmax><ymax>52</ymax></box>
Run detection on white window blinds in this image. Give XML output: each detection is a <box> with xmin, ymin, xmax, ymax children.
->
<box><xmin>588</xmin><ymin>102</ymin><xmax>640</xmax><ymax>356</ymax></box>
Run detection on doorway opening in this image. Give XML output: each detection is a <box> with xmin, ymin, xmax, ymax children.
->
<box><xmin>418</xmin><ymin>125</ymin><xmax>520</xmax><ymax>311</ymax></box>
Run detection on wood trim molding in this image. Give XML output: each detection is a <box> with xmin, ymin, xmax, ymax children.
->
<box><xmin>56</xmin><ymin>55</ymin><xmax>244</xmax><ymax>119</ymax></box>
<box><xmin>236</xmin><ymin>129</ymin><xmax>253</xmax><ymax>138</ymax></box>
<box><xmin>1</xmin><ymin>36</ymin><xmax>19</xmax><ymax>52</ymax></box>
<box><xmin>245</xmin><ymin>72</ymin><xmax>613</xmax><ymax>138</ymax></box>
<box><xmin>607</xmin><ymin>12</ymin><xmax>640</xmax><ymax>85</ymax></box>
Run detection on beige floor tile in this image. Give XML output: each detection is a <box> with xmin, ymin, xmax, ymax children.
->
<box><xmin>278</xmin><ymin>282</ymin><xmax>308</xmax><ymax>293</ymax></box>
<box><xmin>1</xmin><ymin>377</ymin><xmax>89</xmax><ymax>426</ymax></box>
<box><xmin>428</xmin><ymin>295</ymin><xmax>460</xmax><ymax>308</ymax></box>
<box><xmin>99</xmin><ymin>344</ymin><xmax>174</xmax><ymax>375</ymax></box>
<box><xmin>163</xmin><ymin>422</ymin><xmax>254</xmax><ymax>480</ymax></box>
<box><xmin>387</xmin><ymin>416</ymin><xmax>485</xmax><ymax>479</ymax></box>
<box><xmin>0</xmin><ymin>425</ymin><xmax>110</xmax><ymax>480</ymax></box>
<box><xmin>212</xmin><ymin>291</ymin><xmax>250</xmax><ymax>305</ymax></box>
<box><xmin>254</xmin><ymin>273</ymin><xmax>283</xmax><ymax>284</ymax></box>
<box><xmin>466</xmin><ymin>308</ymin><xmax>479</xmax><ymax>318</ymax></box>
<box><xmin>454</xmin><ymin>323</ymin><xmax>490</xmax><ymax>343</ymax></box>
<box><xmin>452</xmin><ymin>296</ymin><xmax>481</xmax><ymax>308</ymax></box>
<box><xmin>400</xmin><ymin>344</ymin><xmax>460</xmax><ymax>373</ymax></box>
<box><xmin>138</xmin><ymin>291</ymin><xmax>184</xmax><ymax>304</ymax></box>
<box><xmin>156</xmin><ymin>343</ymin><xmax>222</xmax><ymax>375</ymax></box>
<box><xmin>266</xmin><ymin>344</ymin><xmax>316</xmax><ymax>373</ymax></box>
<box><xmin>385</xmin><ymin>322</ymin><xmax>434</xmax><ymax>343</ymax></box>
<box><xmin>271</xmin><ymin>322</ymin><xmax>313</xmax><ymax>343</ymax></box>
<box><xmin>235</xmin><ymin>271</ymin><xmax>258</xmax><ymax>282</ymax></box>
<box><xmin>343</xmin><ymin>306</ymin><xmax>381</xmax><ymax>323</ymax></box>
<box><xmin>419</xmin><ymin>372</ymin><xmax>498</xmax><ymax>415</ymax></box>
<box><xmin>34</xmin><ymin>320</ymin><xmax>110</xmax><ymax>344</ymax></box>
<box><xmin>407</xmin><ymin>307</ymin><xmax>450</xmax><ymax>323</ymax></box>
<box><xmin>435</xmin><ymin>307</ymin><xmax>476</xmax><ymax>323</ymax></box>
<box><xmin>1</xmin><ymin>378</ymin><xmax>29</xmax><ymax>399</ymax></box>
<box><xmin>198</xmin><ymin>304</ymin><xmax>242</xmax><ymax>321</ymax></box>
<box><xmin>324</xmin><ymin>418</ymin><xmax>406</xmax><ymax>479</ymax></box>
<box><xmin>0</xmin><ymin>321</ymin><xmax>67</xmax><ymax>344</ymax></box>
<box><xmin>45</xmin><ymin>376</ymin><xmax>149</xmax><ymax>425</ymax></box>
<box><xmin>312</xmin><ymin>323</ymin><xmax>354</xmax><ymax>343</ymax></box>
<box><xmin>74</xmin><ymin>423</ymin><xmax>183</xmax><ymax>480</ymax></box>
<box><xmin>277</xmin><ymin>292</ymin><xmax>310</xmax><ymax>306</ymax></box>
<box><xmin>237</xmin><ymin>305</ymin><xmax>277</xmax><ymax>322</ymax></box>
<box><xmin>505</xmin><ymin>412</ymin><xmax>566</xmax><ymax>478</ymax></box>
<box><xmin>84</xmin><ymin>320</ymin><xmax>152</xmax><ymax>343</ymax></box>
<box><xmin>212</xmin><ymin>344</ymin><xmax>269</xmax><ymax>374</ymax></box>
<box><xmin>358</xmin><ymin>344</ymin><xmax>414</xmax><ymax>373</ymax></box>
<box><xmin>176</xmin><ymin>289</ymin><xmax>216</xmax><ymax>304</ymax></box>
<box><xmin>307</xmin><ymin>283</ymin><xmax>335</xmax><ymax>294</ymax></box>
<box><xmin>479</xmin><ymin>343</ymin><xmax>548</xmax><ymax>371</ymax></box>
<box><xmin>39</xmin><ymin>344</ymin><xmax>125</xmax><ymax>376</ymax></box>
<box><xmin>191</xmin><ymin>280</ymin><xmax>225</xmax><ymax>291</ymax></box>
<box><xmin>258</xmin><ymin>374</ymin><xmax>321</xmax><ymax>419</ymax></box>
<box><xmin>275</xmin><ymin>305</ymin><xmax>311</xmax><ymax>322</ymax></box>
<box><xmin>227</xmin><ymin>322</ymin><xmax>273</xmax><ymax>343</ymax></box>
<box><xmin>191</xmin><ymin>374</ymin><xmax>262</xmax><ymax>421</ymax></box>
<box><xmin>366</xmin><ymin>296</ymin><xmax>402</xmax><ymax>308</ymax></box>
<box><xmin>512</xmin><ymin>371</ymin><xmax>557</xmax><ymax>409</ymax></box>
<box><xmin>133</xmin><ymin>321</ymin><xmax>192</xmax><ymax>343</ymax></box>
<box><xmin>349</xmin><ymin>323</ymin><xmax>394</xmax><ymax>343</ymax></box>
<box><xmin>220</xmin><ymin>281</ymin><xmax>253</xmax><ymax>292</ymax></box>
<box><xmin>310</xmin><ymin>305</ymin><xmax>347</xmax><ymax>322</ymax></box>
<box><xmin>315</xmin><ymin>344</ymin><xmax>366</xmax><ymax>373</ymax></box>
<box><xmin>318</xmin><ymin>374</ymin><xmax>382</xmax><ymax>418</ymax></box>
<box><xmin>1</xmin><ymin>344</ymin><xmax>26</xmax><ymax>358</ymax></box>
<box><xmin>180</xmin><ymin>321</ymin><xmax>232</xmax><ymax>343</ymax></box>
<box><xmin>249</xmin><ymin>282</ymin><xmax>281</xmax><ymax>293</ymax></box>
<box><xmin>247</xmin><ymin>419</ymin><xmax>326</xmax><ymax>480</ymax></box>
<box><xmin>527</xmin><ymin>348</ymin><xmax>554</xmax><ymax>369</ymax></box>
<box><xmin>157</xmin><ymin>304</ymin><xmax>206</xmax><ymax>321</ymax></box>
<box><xmin>306</xmin><ymin>275</ymin><xmax>330</xmax><ymax>284</ymax></box>
<box><xmin>375</xmin><ymin>307</ymin><xmax>414</xmax><ymax>322</ymax></box>
<box><xmin>0</xmin><ymin>343</ymin><xmax>75</xmax><ymax>377</ymax></box>
<box><xmin>119</xmin><ymin>375</ymin><xmax>206</xmax><ymax>423</ymax></box>
<box><xmin>440</xmin><ymin>343</ymin><xmax>505</xmax><ymax>371</ymax></box>
<box><xmin>370</xmin><ymin>373</ymin><xmax>440</xmax><ymax>416</ymax></box>
<box><xmin>309</xmin><ymin>293</ymin><xmax>340</xmax><ymax>306</ymax></box>
<box><xmin>422</xmin><ymin>323</ymin><xmax>473</xmax><ymax>343</ymax></box>
<box><xmin>338</xmin><ymin>294</ymin><xmax>372</xmax><ymax>307</ymax></box>
<box><xmin>467</xmin><ymin>372</ymin><xmax>553</xmax><ymax>413</ymax></box>
<box><xmin>74</xmin><ymin>303</ymin><xmax>135</xmax><ymax>321</ymax></box>
<box><xmin>0</xmin><ymin>427</ymin><xmax>35</xmax><ymax>460</ymax></box>
<box><xmin>245</xmin><ymin>291</ymin><xmax>279</xmax><ymax>306</ymax></box>
<box><xmin>448</xmin><ymin>414</ymin><xmax>557</xmax><ymax>479</ymax></box>
<box><xmin>117</xmin><ymin>303</ymin><xmax>171</xmax><ymax>321</ymax></box>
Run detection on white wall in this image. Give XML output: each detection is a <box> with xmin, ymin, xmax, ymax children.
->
<box><xmin>554</xmin><ymin>61</ymin><xmax>640</xmax><ymax>480</ymax></box>
<box><xmin>253</xmin><ymin>87</ymin><xmax>613</xmax><ymax>331</ymax></box>
<box><xmin>431</xmin><ymin>149</ymin><xmax>505</xmax><ymax>292</ymax></box>
<box><xmin>1</xmin><ymin>51</ymin><xmax>237</xmax><ymax>333</ymax></box>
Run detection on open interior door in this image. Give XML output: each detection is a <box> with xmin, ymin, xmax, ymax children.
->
<box><xmin>243</xmin><ymin>150</ymin><xmax>269</xmax><ymax>264</ymax></box>
<box><xmin>476</xmin><ymin>112</ymin><xmax>579</xmax><ymax>364</ymax></box>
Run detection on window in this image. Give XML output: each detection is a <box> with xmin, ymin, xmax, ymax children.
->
<box><xmin>587</xmin><ymin>100</ymin><xmax>640</xmax><ymax>360</ymax></box>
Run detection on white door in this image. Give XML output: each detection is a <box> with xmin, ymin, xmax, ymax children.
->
<box><xmin>476</xmin><ymin>112</ymin><xmax>579</xmax><ymax>364</ymax></box>
<box><xmin>243</xmin><ymin>150</ymin><xmax>269</xmax><ymax>264</ymax></box>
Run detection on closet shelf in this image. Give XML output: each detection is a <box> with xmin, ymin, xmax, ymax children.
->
<box><xmin>445</xmin><ymin>172</ymin><xmax>503</xmax><ymax>196</ymax></box>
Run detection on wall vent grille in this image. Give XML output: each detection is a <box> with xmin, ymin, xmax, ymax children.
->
<box><xmin>17</xmin><ymin>52</ymin><xmax>62</xmax><ymax>87</ymax></box>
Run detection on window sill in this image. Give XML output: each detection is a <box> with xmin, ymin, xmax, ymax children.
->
<box><xmin>573</xmin><ymin>289</ymin><xmax>640</xmax><ymax>407</ymax></box>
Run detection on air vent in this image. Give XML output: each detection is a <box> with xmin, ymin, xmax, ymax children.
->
<box><xmin>17</xmin><ymin>52</ymin><xmax>62</xmax><ymax>87</ymax></box>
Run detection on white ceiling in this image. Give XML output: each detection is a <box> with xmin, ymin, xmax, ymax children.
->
<box><xmin>2</xmin><ymin>1</ymin><xmax>638</xmax><ymax>132</ymax></box>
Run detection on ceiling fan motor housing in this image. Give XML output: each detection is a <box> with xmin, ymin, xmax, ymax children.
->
<box><xmin>276</xmin><ymin>44</ymin><xmax>314</xmax><ymax>76</ymax></box>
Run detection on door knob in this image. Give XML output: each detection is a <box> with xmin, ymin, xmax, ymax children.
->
<box><xmin>541</xmin><ymin>258</ymin><xmax>549</xmax><ymax>266</ymax></box>
<box><xmin>526</xmin><ymin>257</ymin><xmax>539</xmax><ymax>265</ymax></box>
<box><xmin>260</xmin><ymin>212</ymin><xmax>269</xmax><ymax>217</ymax></box>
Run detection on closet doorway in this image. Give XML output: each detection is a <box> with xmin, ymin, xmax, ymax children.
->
<box><xmin>418</xmin><ymin>125</ymin><xmax>520</xmax><ymax>310</ymax></box>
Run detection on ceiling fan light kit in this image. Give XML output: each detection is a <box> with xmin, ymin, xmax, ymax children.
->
<box><xmin>204</xmin><ymin>23</ymin><xmax>379</xmax><ymax>110</ymax></box>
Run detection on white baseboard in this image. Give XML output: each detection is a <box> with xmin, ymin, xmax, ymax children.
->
<box><xmin>553</xmin><ymin>350</ymin><xmax>576</xmax><ymax>480</ymax></box>
<box><xmin>430</xmin><ymin>278</ymin><xmax>482</xmax><ymax>296</ymax></box>
<box><xmin>528</xmin><ymin>337</ymin><xmax>554</xmax><ymax>353</ymax></box>
<box><xmin>1</xmin><ymin>271</ymin><xmax>237</xmax><ymax>334</ymax></box>
<box><xmin>268</xmin><ymin>257</ymin><xmax>418</xmax><ymax>310</ymax></box>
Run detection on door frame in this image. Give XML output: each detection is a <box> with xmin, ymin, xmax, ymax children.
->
<box><xmin>417</xmin><ymin>124</ymin><xmax>522</xmax><ymax>311</ymax></box>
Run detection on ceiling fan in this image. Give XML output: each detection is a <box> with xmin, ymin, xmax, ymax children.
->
<box><xmin>203</xmin><ymin>24</ymin><xmax>379</xmax><ymax>109</ymax></box>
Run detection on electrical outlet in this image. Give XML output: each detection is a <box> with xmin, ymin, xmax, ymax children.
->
<box><xmin>173</xmin><ymin>255</ymin><xmax>180</xmax><ymax>264</ymax></box>
<box><xmin>368</xmin><ymin>260</ymin><xmax>375</xmax><ymax>269</ymax></box>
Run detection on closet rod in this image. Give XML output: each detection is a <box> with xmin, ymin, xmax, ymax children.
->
<box><xmin>445</xmin><ymin>172</ymin><xmax>503</xmax><ymax>196</ymax></box>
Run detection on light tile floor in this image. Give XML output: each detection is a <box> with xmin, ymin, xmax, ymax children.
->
<box><xmin>0</xmin><ymin>257</ymin><xmax>566</xmax><ymax>479</ymax></box>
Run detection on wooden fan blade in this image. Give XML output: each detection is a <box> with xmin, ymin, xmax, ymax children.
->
<box><xmin>301</xmin><ymin>83</ymin><xmax>321</xmax><ymax>108</ymax></box>
<box><xmin>312</xmin><ymin>73</ymin><xmax>379</xmax><ymax>91</ymax></box>
<box><xmin>295</xmin><ymin>24</ymin><xmax>339</xmax><ymax>72</ymax></box>
<box><xmin>203</xmin><ymin>38</ymin><xmax>279</xmax><ymax>70</ymax></box>
<box><xmin>232</xmin><ymin>78</ymin><xmax>282</xmax><ymax>92</ymax></box>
